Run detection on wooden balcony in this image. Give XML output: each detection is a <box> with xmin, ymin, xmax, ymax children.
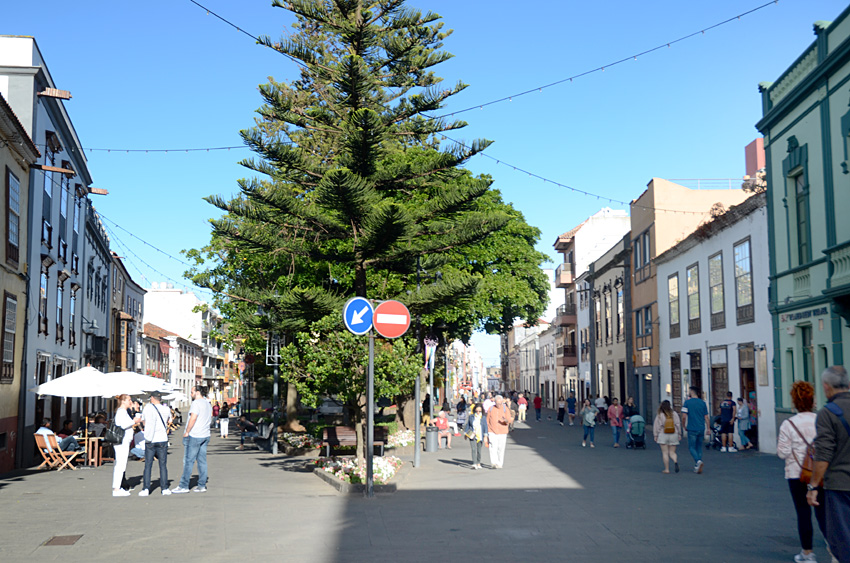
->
<box><xmin>556</xmin><ymin>344</ymin><xmax>578</xmax><ymax>368</ymax></box>
<box><xmin>555</xmin><ymin>263</ymin><xmax>574</xmax><ymax>288</ymax></box>
<box><xmin>555</xmin><ymin>303</ymin><xmax>577</xmax><ymax>327</ymax></box>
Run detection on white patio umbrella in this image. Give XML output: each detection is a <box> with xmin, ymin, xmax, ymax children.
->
<box><xmin>102</xmin><ymin>372</ymin><xmax>177</xmax><ymax>396</ymax></box>
<box><xmin>29</xmin><ymin>366</ymin><xmax>115</xmax><ymax>398</ymax></box>
<box><xmin>162</xmin><ymin>391</ymin><xmax>189</xmax><ymax>403</ymax></box>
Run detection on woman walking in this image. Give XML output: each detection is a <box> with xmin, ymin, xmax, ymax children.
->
<box><xmin>653</xmin><ymin>400</ymin><xmax>681</xmax><ymax>473</ymax></box>
<box><xmin>517</xmin><ymin>394</ymin><xmax>527</xmax><ymax>422</ymax></box>
<box><xmin>580</xmin><ymin>399</ymin><xmax>598</xmax><ymax>448</ymax></box>
<box><xmin>557</xmin><ymin>396</ymin><xmax>566</xmax><ymax>426</ymax></box>
<box><xmin>736</xmin><ymin>397</ymin><xmax>753</xmax><ymax>450</ymax></box>
<box><xmin>112</xmin><ymin>394</ymin><xmax>140</xmax><ymax>497</ymax></box>
<box><xmin>219</xmin><ymin>401</ymin><xmax>230</xmax><ymax>438</ymax></box>
<box><xmin>465</xmin><ymin>404</ymin><xmax>488</xmax><ymax>469</ymax></box>
<box><xmin>777</xmin><ymin>381</ymin><xmax>828</xmax><ymax>563</ymax></box>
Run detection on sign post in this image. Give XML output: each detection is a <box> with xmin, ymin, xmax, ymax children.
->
<box><xmin>343</xmin><ymin>299</ymin><xmax>410</xmax><ymax>498</ymax></box>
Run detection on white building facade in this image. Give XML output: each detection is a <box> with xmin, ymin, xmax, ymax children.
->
<box><xmin>656</xmin><ymin>194</ymin><xmax>776</xmax><ymax>452</ymax></box>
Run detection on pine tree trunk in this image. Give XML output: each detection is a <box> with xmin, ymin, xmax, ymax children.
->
<box><xmin>282</xmin><ymin>382</ymin><xmax>305</xmax><ymax>432</ymax></box>
<box><xmin>395</xmin><ymin>394</ymin><xmax>415</xmax><ymax>430</ymax></box>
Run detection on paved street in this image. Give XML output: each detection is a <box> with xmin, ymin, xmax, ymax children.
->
<box><xmin>0</xmin><ymin>411</ymin><xmax>826</xmax><ymax>562</ymax></box>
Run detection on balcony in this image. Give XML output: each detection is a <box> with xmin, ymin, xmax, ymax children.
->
<box><xmin>555</xmin><ymin>263</ymin><xmax>574</xmax><ymax>288</ymax></box>
<box><xmin>555</xmin><ymin>303</ymin><xmax>577</xmax><ymax>327</ymax></box>
<box><xmin>556</xmin><ymin>344</ymin><xmax>578</xmax><ymax>368</ymax></box>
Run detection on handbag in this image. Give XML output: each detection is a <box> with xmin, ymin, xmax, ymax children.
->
<box><xmin>787</xmin><ymin>419</ymin><xmax>815</xmax><ymax>484</ymax></box>
<box><xmin>104</xmin><ymin>419</ymin><xmax>125</xmax><ymax>444</ymax></box>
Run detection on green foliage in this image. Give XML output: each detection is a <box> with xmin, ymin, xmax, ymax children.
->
<box><xmin>281</xmin><ymin>315</ymin><xmax>420</xmax><ymax>420</ymax></box>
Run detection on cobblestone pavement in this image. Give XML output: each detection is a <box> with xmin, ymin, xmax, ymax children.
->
<box><xmin>0</xmin><ymin>411</ymin><xmax>826</xmax><ymax>562</ymax></box>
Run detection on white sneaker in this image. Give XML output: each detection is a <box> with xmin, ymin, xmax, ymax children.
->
<box><xmin>161</xmin><ymin>489</ymin><xmax>172</xmax><ymax>496</ymax></box>
<box><xmin>112</xmin><ymin>489</ymin><xmax>130</xmax><ymax>497</ymax></box>
<box><xmin>138</xmin><ymin>490</ymin><xmax>149</xmax><ymax>497</ymax></box>
<box><xmin>582</xmin><ymin>441</ymin><xmax>586</xmax><ymax>447</ymax></box>
<box><xmin>171</xmin><ymin>487</ymin><xmax>190</xmax><ymax>494</ymax></box>
<box><xmin>794</xmin><ymin>550</ymin><xmax>817</xmax><ymax>562</ymax></box>
<box><xmin>728</xmin><ymin>447</ymin><xmax>738</xmax><ymax>452</ymax></box>
<box><xmin>721</xmin><ymin>447</ymin><xmax>727</xmax><ymax>452</ymax></box>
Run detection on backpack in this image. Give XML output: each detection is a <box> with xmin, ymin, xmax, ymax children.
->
<box><xmin>787</xmin><ymin>419</ymin><xmax>815</xmax><ymax>484</ymax></box>
<box><xmin>664</xmin><ymin>414</ymin><xmax>676</xmax><ymax>434</ymax></box>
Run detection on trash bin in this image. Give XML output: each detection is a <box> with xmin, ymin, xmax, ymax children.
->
<box><xmin>425</xmin><ymin>426</ymin><xmax>439</xmax><ymax>452</ymax></box>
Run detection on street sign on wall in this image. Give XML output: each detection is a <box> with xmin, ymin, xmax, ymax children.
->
<box><xmin>343</xmin><ymin>296</ymin><xmax>374</xmax><ymax>335</ymax></box>
<box><xmin>373</xmin><ymin>300</ymin><xmax>411</xmax><ymax>339</ymax></box>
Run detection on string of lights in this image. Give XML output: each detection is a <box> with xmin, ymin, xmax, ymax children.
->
<box><xmin>96</xmin><ymin>211</ymin><xmax>196</xmax><ymax>268</ymax></box>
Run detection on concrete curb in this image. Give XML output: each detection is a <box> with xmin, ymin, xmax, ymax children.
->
<box><xmin>312</xmin><ymin>461</ymin><xmax>410</xmax><ymax>494</ymax></box>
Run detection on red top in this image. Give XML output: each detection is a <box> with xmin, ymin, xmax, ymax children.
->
<box><xmin>533</xmin><ymin>397</ymin><xmax>542</xmax><ymax>408</ymax></box>
<box><xmin>434</xmin><ymin>417</ymin><xmax>449</xmax><ymax>431</ymax></box>
<box><xmin>518</xmin><ymin>397</ymin><xmax>528</xmax><ymax>406</ymax></box>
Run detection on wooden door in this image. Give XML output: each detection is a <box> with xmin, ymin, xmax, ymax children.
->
<box><xmin>711</xmin><ymin>366</ymin><xmax>728</xmax><ymax>416</ymax></box>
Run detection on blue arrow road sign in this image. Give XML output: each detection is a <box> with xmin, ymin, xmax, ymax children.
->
<box><xmin>343</xmin><ymin>297</ymin><xmax>373</xmax><ymax>335</ymax></box>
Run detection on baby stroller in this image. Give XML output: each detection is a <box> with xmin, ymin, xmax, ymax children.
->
<box><xmin>625</xmin><ymin>415</ymin><xmax>646</xmax><ymax>449</ymax></box>
<box><xmin>709</xmin><ymin>415</ymin><xmax>723</xmax><ymax>450</ymax></box>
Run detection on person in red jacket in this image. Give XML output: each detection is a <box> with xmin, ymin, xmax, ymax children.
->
<box><xmin>533</xmin><ymin>395</ymin><xmax>543</xmax><ymax>421</ymax></box>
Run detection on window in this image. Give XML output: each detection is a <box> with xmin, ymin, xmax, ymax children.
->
<box><xmin>39</xmin><ymin>269</ymin><xmax>48</xmax><ymax>335</ymax></box>
<box><xmin>73</xmin><ymin>194</ymin><xmax>80</xmax><ymax>233</ymax></box>
<box><xmin>617</xmin><ymin>288</ymin><xmax>624</xmax><ymax>339</ymax></box>
<box><xmin>795</xmin><ymin>174</ymin><xmax>810</xmax><ymax>264</ymax></box>
<box><xmin>71</xmin><ymin>253</ymin><xmax>79</xmax><ymax>274</ymax></box>
<box><xmin>734</xmin><ymin>239</ymin><xmax>754</xmax><ymax>324</ymax></box>
<box><xmin>56</xmin><ymin>284</ymin><xmax>64</xmax><ymax>342</ymax></box>
<box><xmin>58</xmin><ymin>238</ymin><xmax>67</xmax><ymax>263</ymax></box>
<box><xmin>60</xmin><ymin>181</ymin><xmax>68</xmax><ymax>219</ymax></box>
<box><xmin>687</xmin><ymin>265</ymin><xmax>700</xmax><ymax>320</ymax></box>
<box><xmin>644</xmin><ymin>306</ymin><xmax>652</xmax><ymax>334</ymax></box>
<box><xmin>687</xmin><ymin>264</ymin><xmax>701</xmax><ymax>334</ymax></box>
<box><xmin>2</xmin><ymin>293</ymin><xmax>16</xmax><ymax>383</ymax></box>
<box><xmin>604</xmin><ymin>292</ymin><xmax>612</xmax><ymax>342</ymax></box>
<box><xmin>41</xmin><ymin>219</ymin><xmax>52</xmax><ymax>248</ymax></box>
<box><xmin>634</xmin><ymin>239</ymin><xmax>642</xmax><ymax>271</ymax></box>
<box><xmin>594</xmin><ymin>297</ymin><xmax>601</xmax><ymax>343</ymax></box>
<box><xmin>668</xmin><ymin>274</ymin><xmax>680</xmax><ymax>338</ymax></box>
<box><xmin>6</xmin><ymin>168</ymin><xmax>20</xmax><ymax>265</ymax></box>
<box><xmin>634</xmin><ymin>231</ymin><xmax>651</xmax><ymax>283</ymax></box>
<box><xmin>43</xmin><ymin>150</ymin><xmax>54</xmax><ymax>196</ymax></box>
<box><xmin>643</xmin><ymin>232</ymin><xmax>650</xmax><ymax>266</ymax></box>
<box><xmin>69</xmin><ymin>289</ymin><xmax>77</xmax><ymax>347</ymax></box>
<box><xmin>709</xmin><ymin>253</ymin><xmax>725</xmax><ymax>330</ymax></box>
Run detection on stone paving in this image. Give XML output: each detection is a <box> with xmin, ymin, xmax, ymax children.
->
<box><xmin>0</xmin><ymin>411</ymin><xmax>828</xmax><ymax>562</ymax></box>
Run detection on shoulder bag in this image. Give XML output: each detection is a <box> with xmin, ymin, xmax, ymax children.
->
<box><xmin>104</xmin><ymin>418</ymin><xmax>125</xmax><ymax>444</ymax></box>
<box><xmin>787</xmin><ymin>419</ymin><xmax>815</xmax><ymax>484</ymax></box>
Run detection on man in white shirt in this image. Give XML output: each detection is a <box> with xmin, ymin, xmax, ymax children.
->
<box><xmin>35</xmin><ymin>419</ymin><xmax>81</xmax><ymax>452</ymax></box>
<box><xmin>483</xmin><ymin>393</ymin><xmax>495</xmax><ymax>413</ymax></box>
<box><xmin>139</xmin><ymin>391</ymin><xmax>172</xmax><ymax>496</ymax></box>
<box><xmin>172</xmin><ymin>386</ymin><xmax>212</xmax><ymax>494</ymax></box>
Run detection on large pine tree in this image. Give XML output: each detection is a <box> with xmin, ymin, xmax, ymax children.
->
<box><xmin>189</xmin><ymin>0</ymin><xmax>549</xmax><ymax>458</ymax></box>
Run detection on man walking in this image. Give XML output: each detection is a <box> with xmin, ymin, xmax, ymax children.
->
<box><xmin>719</xmin><ymin>391</ymin><xmax>738</xmax><ymax>452</ymax></box>
<box><xmin>567</xmin><ymin>392</ymin><xmax>577</xmax><ymax>426</ymax></box>
<box><xmin>139</xmin><ymin>391</ymin><xmax>172</xmax><ymax>496</ymax></box>
<box><xmin>681</xmin><ymin>386</ymin><xmax>710</xmax><ymax>474</ymax></box>
<box><xmin>172</xmin><ymin>386</ymin><xmax>212</xmax><ymax>494</ymax></box>
<box><xmin>486</xmin><ymin>395</ymin><xmax>514</xmax><ymax>469</ymax></box>
<box><xmin>808</xmin><ymin>366</ymin><xmax>850</xmax><ymax>563</ymax></box>
<box><xmin>533</xmin><ymin>394</ymin><xmax>543</xmax><ymax>421</ymax></box>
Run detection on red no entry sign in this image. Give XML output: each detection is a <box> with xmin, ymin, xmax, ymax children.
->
<box><xmin>373</xmin><ymin>300</ymin><xmax>411</xmax><ymax>339</ymax></box>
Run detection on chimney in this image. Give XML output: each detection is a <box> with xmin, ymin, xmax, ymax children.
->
<box><xmin>745</xmin><ymin>138</ymin><xmax>765</xmax><ymax>177</ymax></box>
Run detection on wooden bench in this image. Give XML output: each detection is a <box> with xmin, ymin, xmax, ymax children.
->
<box><xmin>321</xmin><ymin>426</ymin><xmax>388</xmax><ymax>457</ymax></box>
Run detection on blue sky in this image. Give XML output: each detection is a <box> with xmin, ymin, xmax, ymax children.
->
<box><xmin>4</xmin><ymin>0</ymin><xmax>847</xmax><ymax>366</ymax></box>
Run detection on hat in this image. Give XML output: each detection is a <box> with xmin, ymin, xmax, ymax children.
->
<box><xmin>149</xmin><ymin>391</ymin><xmax>164</xmax><ymax>399</ymax></box>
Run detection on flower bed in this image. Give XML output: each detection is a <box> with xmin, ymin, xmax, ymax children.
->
<box><xmin>387</xmin><ymin>429</ymin><xmax>414</xmax><ymax>448</ymax></box>
<box><xmin>280</xmin><ymin>432</ymin><xmax>321</xmax><ymax>450</ymax></box>
<box><xmin>315</xmin><ymin>456</ymin><xmax>403</xmax><ymax>484</ymax></box>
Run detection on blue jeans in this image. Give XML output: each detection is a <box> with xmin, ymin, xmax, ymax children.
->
<box><xmin>738</xmin><ymin>427</ymin><xmax>750</xmax><ymax>448</ymax></box>
<box><xmin>687</xmin><ymin>430</ymin><xmax>704</xmax><ymax>465</ymax></box>
<box><xmin>179</xmin><ymin>436</ymin><xmax>209</xmax><ymax>489</ymax></box>
<box><xmin>241</xmin><ymin>431</ymin><xmax>258</xmax><ymax>445</ymax></box>
<box><xmin>59</xmin><ymin>436</ymin><xmax>81</xmax><ymax>451</ymax></box>
<box><xmin>535</xmin><ymin>408</ymin><xmax>541</xmax><ymax>421</ymax></box>
<box><xmin>144</xmin><ymin>441</ymin><xmax>169</xmax><ymax>491</ymax></box>
<box><xmin>612</xmin><ymin>425</ymin><xmax>621</xmax><ymax>445</ymax></box>
<box><xmin>583</xmin><ymin>425</ymin><xmax>595</xmax><ymax>443</ymax></box>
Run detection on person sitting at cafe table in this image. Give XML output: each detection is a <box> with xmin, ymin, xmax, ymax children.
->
<box><xmin>88</xmin><ymin>414</ymin><xmax>107</xmax><ymax>437</ymax></box>
<box><xmin>56</xmin><ymin>420</ymin><xmax>76</xmax><ymax>439</ymax></box>
<box><xmin>129</xmin><ymin>429</ymin><xmax>146</xmax><ymax>460</ymax></box>
<box><xmin>36</xmin><ymin>419</ymin><xmax>81</xmax><ymax>452</ymax></box>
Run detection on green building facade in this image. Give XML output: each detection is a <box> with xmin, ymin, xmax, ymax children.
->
<box><xmin>757</xmin><ymin>11</ymin><xmax>850</xmax><ymax>417</ymax></box>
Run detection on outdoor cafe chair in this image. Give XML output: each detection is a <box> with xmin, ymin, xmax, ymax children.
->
<box><xmin>45</xmin><ymin>434</ymin><xmax>84</xmax><ymax>471</ymax></box>
<box><xmin>34</xmin><ymin>434</ymin><xmax>61</xmax><ymax>470</ymax></box>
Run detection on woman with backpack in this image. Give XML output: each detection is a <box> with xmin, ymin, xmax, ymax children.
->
<box><xmin>653</xmin><ymin>400</ymin><xmax>681</xmax><ymax>474</ymax></box>
<box><xmin>580</xmin><ymin>399</ymin><xmax>598</xmax><ymax>448</ymax></box>
<box><xmin>777</xmin><ymin>381</ymin><xmax>827</xmax><ymax>563</ymax></box>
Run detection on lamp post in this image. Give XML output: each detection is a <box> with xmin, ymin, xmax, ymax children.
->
<box><xmin>266</xmin><ymin>331</ymin><xmax>282</xmax><ymax>455</ymax></box>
